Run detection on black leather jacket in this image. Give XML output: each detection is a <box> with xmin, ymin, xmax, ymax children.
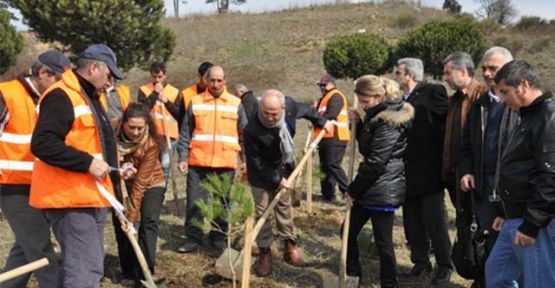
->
<box><xmin>348</xmin><ymin>101</ymin><xmax>414</xmax><ymax>207</ymax></box>
<box><xmin>498</xmin><ymin>92</ymin><xmax>555</xmax><ymax>238</ymax></box>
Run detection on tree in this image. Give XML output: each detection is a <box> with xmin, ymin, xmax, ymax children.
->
<box><xmin>394</xmin><ymin>19</ymin><xmax>488</xmax><ymax>78</ymax></box>
<box><xmin>443</xmin><ymin>0</ymin><xmax>462</xmax><ymax>15</ymax></box>
<box><xmin>6</xmin><ymin>0</ymin><xmax>176</xmax><ymax>70</ymax></box>
<box><xmin>323</xmin><ymin>33</ymin><xmax>391</xmax><ymax>80</ymax></box>
<box><xmin>475</xmin><ymin>0</ymin><xmax>516</xmax><ymax>24</ymax></box>
<box><xmin>196</xmin><ymin>173</ymin><xmax>254</xmax><ymax>287</ymax></box>
<box><xmin>0</xmin><ymin>6</ymin><xmax>23</xmax><ymax>74</ymax></box>
<box><xmin>206</xmin><ymin>0</ymin><xmax>247</xmax><ymax>15</ymax></box>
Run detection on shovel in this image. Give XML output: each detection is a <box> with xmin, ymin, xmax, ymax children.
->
<box><xmin>96</xmin><ymin>182</ymin><xmax>159</xmax><ymax>288</ymax></box>
<box><xmin>0</xmin><ymin>258</ymin><xmax>49</xmax><ymax>284</ymax></box>
<box><xmin>158</xmin><ymin>101</ymin><xmax>180</xmax><ymax>212</ymax></box>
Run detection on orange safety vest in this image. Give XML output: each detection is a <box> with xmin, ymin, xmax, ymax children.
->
<box><xmin>30</xmin><ymin>70</ymin><xmax>114</xmax><ymax>209</ymax></box>
<box><xmin>189</xmin><ymin>90</ymin><xmax>241</xmax><ymax>169</ymax></box>
<box><xmin>0</xmin><ymin>79</ymin><xmax>37</xmax><ymax>184</ymax></box>
<box><xmin>139</xmin><ymin>83</ymin><xmax>179</xmax><ymax>139</ymax></box>
<box><xmin>99</xmin><ymin>84</ymin><xmax>130</xmax><ymax>112</ymax></box>
<box><xmin>314</xmin><ymin>89</ymin><xmax>350</xmax><ymax>141</ymax></box>
<box><xmin>181</xmin><ymin>84</ymin><xmax>199</xmax><ymax>111</ymax></box>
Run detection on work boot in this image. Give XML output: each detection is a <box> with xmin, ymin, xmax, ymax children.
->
<box><xmin>283</xmin><ymin>239</ymin><xmax>304</xmax><ymax>267</ymax></box>
<box><xmin>177</xmin><ymin>239</ymin><xmax>199</xmax><ymax>253</ymax></box>
<box><xmin>255</xmin><ymin>247</ymin><xmax>272</xmax><ymax>277</ymax></box>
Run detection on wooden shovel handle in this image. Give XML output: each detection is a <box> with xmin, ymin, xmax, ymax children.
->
<box><xmin>0</xmin><ymin>258</ymin><xmax>49</xmax><ymax>283</ymax></box>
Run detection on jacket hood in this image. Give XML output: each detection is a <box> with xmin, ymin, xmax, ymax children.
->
<box><xmin>374</xmin><ymin>101</ymin><xmax>414</xmax><ymax>127</ymax></box>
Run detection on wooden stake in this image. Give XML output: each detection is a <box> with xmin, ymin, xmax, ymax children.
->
<box><xmin>0</xmin><ymin>258</ymin><xmax>49</xmax><ymax>284</ymax></box>
<box><xmin>241</xmin><ymin>216</ymin><xmax>254</xmax><ymax>288</ymax></box>
<box><xmin>159</xmin><ymin>101</ymin><xmax>179</xmax><ymax>211</ymax></box>
<box><xmin>305</xmin><ymin>149</ymin><xmax>313</xmax><ymax>213</ymax></box>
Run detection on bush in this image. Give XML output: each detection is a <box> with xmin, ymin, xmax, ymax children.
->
<box><xmin>514</xmin><ymin>16</ymin><xmax>549</xmax><ymax>32</ymax></box>
<box><xmin>0</xmin><ymin>7</ymin><xmax>24</xmax><ymax>74</ymax></box>
<box><xmin>323</xmin><ymin>33</ymin><xmax>391</xmax><ymax>79</ymax></box>
<box><xmin>528</xmin><ymin>38</ymin><xmax>551</xmax><ymax>53</ymax></box>
<box><xmin>392</xmin><ymin>14</ymin><xmax>417</xmax><ymax>30</ymax></box>
<box><xmin>394</xmin><ymin>19</ymin><xmax>488</xmax><ymax>78</ymax></box>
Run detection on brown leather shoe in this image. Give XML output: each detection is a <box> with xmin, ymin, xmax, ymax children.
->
<box><xmin>255</xmin><ymin>247</ymin><xmax>272</xmax><ymax>277</ymax></box>
<box><xmin>283</xmin><ymin>240</ymin><xmax>304</xmax><ymax>267</ymax></box>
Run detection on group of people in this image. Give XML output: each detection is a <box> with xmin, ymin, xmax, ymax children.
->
<box><xmin>0</xmin><ymin>41</ymin><xmax>553</xmax><ymax>288</ymax></box>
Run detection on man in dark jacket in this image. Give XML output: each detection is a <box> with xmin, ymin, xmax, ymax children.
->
<box><xmin>395</xmin><ymin>57</ymin><xmax>453</xmax><ymax>284</ymax></box>
<box><xmin>485</xmin><ymin>60</ymin><xmax>555</xmax><ymax>287</ymax></box>
<box><xmin>232</xmin><ymin>83</ymin><xmax>258</xmax><ymax>121</ymax></box>
<box><xmin>458</xmin><ymin>46</ymin><xmax>519</xmax><ymax>287</ymax></box>
<box><xmin>243</xmin><ymin>89</ymin><xmax>328</xmax><ymax>277</ymax></box>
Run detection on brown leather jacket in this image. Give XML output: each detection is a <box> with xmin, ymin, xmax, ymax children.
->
<box><xmin>124</xmin><ymin>137</ymin><xmax>165</xmax><ymax>224</ymax></box>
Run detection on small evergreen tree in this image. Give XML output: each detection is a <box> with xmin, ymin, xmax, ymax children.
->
<box><xmin>0</xmin><ymin>6</ymin><xmax>23</xmax><ymax>74</ymax></box>
<box><xmin>196</xmin><ymin>173</ymin><xmax>254</xmax><ymax>287</ymax></box>
<box><xmin>323</xmin><ymin>33</ymin><xmax>391</xmax><ymax>80</ymax></box>
<box><xmin>394</xmin><ymin>19</ymin><xmax>488</xmax><ymax>78</ymax></box>
<box><xmin>6</xmin><ymin>0</ymin><xmax>175</xmax><ymax>70</ymax></box>
<box><xmin>443</xmin><ymin>0</ymin><xmax>462</xmax><ymax>15</ymax></box>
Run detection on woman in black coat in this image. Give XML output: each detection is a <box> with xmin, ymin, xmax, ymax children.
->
<box><xmin>346</xmin><ymin>75</ymin><xmax>414</xmax><ymax>288</ymax></box>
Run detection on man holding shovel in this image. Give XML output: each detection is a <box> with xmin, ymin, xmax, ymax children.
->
<box><xmin>243</xmin><ymin>89</ymin><xmax>329</xmax><ymax>276</ymax></box>
<box><xmin>30</xmin><ymin>44</ymin><xmax>124</xmax><ymax>288</ymax></box>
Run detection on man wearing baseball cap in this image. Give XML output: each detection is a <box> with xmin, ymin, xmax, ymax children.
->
<box><xmin>30</xmin><ymin>44</ymin><xmax>125</xmax><ymax>287</ymax></box>
<box><xmin>314</xmin><ymin>74</ymin><xmax>350</xmax><ymax>203</ymax></box>
<box><xmin>0</xmin><ymin>49</ymin><xmax>70</xmax><ymax>288</ymax></box>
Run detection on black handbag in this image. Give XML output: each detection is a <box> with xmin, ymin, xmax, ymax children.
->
<box><xmin>452</xmin><ymin>188</ymin><xmax>489</xmax><ymax>279</ymax></box>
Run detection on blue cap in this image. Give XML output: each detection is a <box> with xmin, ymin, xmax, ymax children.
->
<box><xmin>80</xmin><ymin>44</ymin><xmax>123</xmax><ymax>80</ymax></box>
<box><xmin>38</xmin><ymin>50</ymin><xmax>71</xmax><ymax>75</ymax></box>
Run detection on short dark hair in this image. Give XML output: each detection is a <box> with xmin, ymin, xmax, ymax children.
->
<box><xmin>443</xmin><ymin>51</ymin><xmax>475</xmax><ymax>77</ymax></box>
<box><xmin>494</xmin><ymin>60</ymin><xmax>542</xmax><ymax>89</ymax></box>
<box><xmin>150</xmin><ymin>62</ymin><xmax>166</xmax><ymax>74</ymax></box>
<box><xmin>198</xmin><ymin>61</ymin><xmax>213</xmax><ymax>76</ymax></box>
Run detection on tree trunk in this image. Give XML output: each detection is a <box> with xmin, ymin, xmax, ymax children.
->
<box><xmin>173</xmin><ymin>0</ymin><xmax>179</xmax><ymax>18</ymax></box>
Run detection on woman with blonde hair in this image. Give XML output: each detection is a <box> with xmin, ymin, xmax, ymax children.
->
<box><xmin>345</xmin><ymin>75</ymin><xmax>414</xmax><ymax>288</ymax></box>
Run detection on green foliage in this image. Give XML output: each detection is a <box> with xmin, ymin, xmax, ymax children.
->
<box><xmin>196</xmin><ymin>173</ymin><xmax>254</xmax><ymax>236</ymax></box>
<box><xmin>442</xmin><ymin>0</ymin><xmax>461</xmax><ymax>15</ymax></box>
<box><xmin>394</xmin><ymin>19</ymin><xmax>488</xmax><ymax>78</ymax></box>
<box><xmin>323</xmin><ymin>33</ymin><xmax>391</xmax><ymax>80</ymax></box>
<box><xmin>8</xmin><ymin>0</ymin><xmax>176</xmax><ymax>70</ymax></box>
<box><xmin>0</xmin><ymin>7</ymin><xmax>23</xmax><ymax>74</ymax></box>
<box><xmin>392</xmin><ymin>14</ymin><xmax>417</xmax><ymax>29</ymax></box>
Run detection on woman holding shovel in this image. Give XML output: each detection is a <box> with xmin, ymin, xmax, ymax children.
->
<box><xmin>345</xmin><ymin>76</ymin><xmax>413</xmax><ymax>288</ymax></box>
<box><xmin>114</xmin><ymin>103</ymin><xmax>166</xmax><ymax>287</ymax></box>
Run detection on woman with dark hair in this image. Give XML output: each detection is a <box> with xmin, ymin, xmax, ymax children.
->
<box><xmin>346</xmin><ymin>76</ymin><xmax>414</xmax><ymax>288</ymax></box>
<box><xmin>114</xmin><ymin>102</ymin><xmax>166</xmax><ymax>286</ymax></box>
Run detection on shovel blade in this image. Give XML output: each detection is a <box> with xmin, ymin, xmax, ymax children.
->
<box><xmin>140</xmin><ymin>279</ymin><xmax>158</xmax><ymax>288</ymax></box>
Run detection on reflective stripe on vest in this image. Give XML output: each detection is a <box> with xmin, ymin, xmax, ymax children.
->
<box><xmin>188</xmin><ymin>91</ymin><xmax>241</xmax><ymax>169</ymax></box>
<box><xmin>30</xmin><ymin>70</ymin><xmax>114</xmax><ymax>209</ymax></box>
<box><xmin>0</xmin><ymin>79</ymin><xmax>37</xmax><ymax>184</ymax></box>
<box><xmin>140</xmin><ymin>83</ymin><xmax>179</xmax><ymax>139</ymax></box>
<box><xmin>314</xmin><ymin>89</ymin><xmax>350</xmax><ymax>141</ymax></box>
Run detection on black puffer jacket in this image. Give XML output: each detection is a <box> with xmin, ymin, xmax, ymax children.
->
<box><xmin>348</xmin><ymin>100</ymin><xmax>414</xmax><ymax>207</ymax></box>
<box><xmin>498</xmin><ymin>92</ymin><xmax>555</xmax><ymax>238</ymax></box>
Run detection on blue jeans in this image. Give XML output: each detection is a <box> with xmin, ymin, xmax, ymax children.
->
<box><xmin>160</xmin><ymin>139</ymin><xmax>176</xmax><ymax>184</ymax></box>
<box><xmin>485</xmin><ymin>218</ymin><xmax>555</xmax><ymax>288</ymax></box>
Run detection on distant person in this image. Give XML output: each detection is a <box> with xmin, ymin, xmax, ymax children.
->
<box><xmin>99</xmin><ymin>80</ymin><xmax>130</xmax><ymax>129</ymax></box>
<box><xmin>346</xmin><ymin>76</ymin><xmax>413</xmax><ymax>288</ymax></box>
<box><xmin>0</xmin><ymin>49</ymin><xmax>70</xmax><ymax>288</ymax></box>
<box><xmin>176</xmin><ymin>61</ymin><xmax>214</xmax><ymax>128</ymax></box>
<box><xmin>394</xmin><ymin>57</ymin><xmax>452</xmax><ymax>284</ymax></box>
<box><xmin>458</xmin><ymin>46</ymin><xmax>519</xmax><ymax>287</ymax></box>
<box><xmin>30</xmin><ymin>44</ymin><xmax>126</xmax><ymax>288</ymax></box>
<box><xmin>232</xmin><ymin>83</ymin><xmax>258</xmax><ymax>121</ymax></box>
<box><xmin>114</xmin><ymin>103</ymin><xmax>166</xmax><ymax>286</ymax></box>
<box><xmin>243</xmin><ymin>89</ymin><xmax>328</xmax><ymax>276</ymax></box>
<box><xmin>485</xmin><ymin>60</ymin><xmax>555</xmax><ymax>288</ymax></box>
<box><xmin>176</xmin><ymin>66</ymin><xmax>248</xmax><ymax>253</ymax></box>
<box><xmin>314</xmin><ymin>74</ymin><xmax>350</xmax><ymax>202</ymax></box>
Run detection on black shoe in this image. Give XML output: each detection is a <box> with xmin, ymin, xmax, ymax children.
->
<box><xmin>177</xmin><ymin>239</ymin><xmax>199</xmax><ymax>253</ymax></box>
<box><xmin>410</xmin><ymin>262</ymin><xmax>432</xmax><ymax>277</ymax></box>
<box><xmin>210</xmin><ymin>239</ymin><xmax>227</xmax><ymax>251</ymax></box>
<box><xmin>431</xmin><ymin>267</ymin><xmax>452</xmax><ymax>285</ymax></box>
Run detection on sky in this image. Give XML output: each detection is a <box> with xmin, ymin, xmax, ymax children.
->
<box><xmin>165</xmin><ymin>0</ymin><xmax>555</xmax><ymax>19</ymax></box>
<box><xmin>9</xmin><ymin>0</ymin><xmax>554</xmax><ymax>30</ymax></box>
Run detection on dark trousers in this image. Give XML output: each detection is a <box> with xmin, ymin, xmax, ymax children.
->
<box><xmin>185</xmin><ymin>166</ymin><xmax>234</xmax><ymax>243</ymax></box>
<box><xmin>346</xmin><ymin>205</ymin><xmax>397</xmax><ymax>287</ymax></box>
<box><xmin>45</xmin><ymin>208</ymin><xmax>108</xmax><ymax>288</ymax></box>
<box><xmin>0</xmin><ymin>187</ymin><xmax>58</xmax><ymax>288</ymax></box>
<box><xmin>114</xmin><ymin>186</ymin><xmax>165</xmax><ymax>280</ymax></box>
<box><xmin>318</xmin><ymin>143</ymin><xmax>348</xmax><ymax>199</ymax></box>
<box><xmin>403</xmin><ymin>192</ymin><xmax>453</xmax><ymax>269</ymax></box>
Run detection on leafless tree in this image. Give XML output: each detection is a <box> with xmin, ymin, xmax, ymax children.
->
<box><xmin>475</xmin><ymin>0</ymin><xmax>516</xmax><ymax>24</ymax></box>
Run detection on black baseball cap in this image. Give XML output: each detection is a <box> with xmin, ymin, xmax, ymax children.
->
<box><xmin>80</xmin><ymin>44</ymin><xmax>123</xmax><ymax>80</ymax></box>
<box><xmin>37</xmin><ymin>50</ymin><xmax>72</xmax><ymax>75</ymax></box>
<box><xmin>317</xmin><ymin>74</ymin><xmax>336</xmax><ymax>85</ymax></box>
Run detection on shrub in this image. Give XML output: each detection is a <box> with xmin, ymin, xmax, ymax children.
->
<box><xmin>514</xmin><ymin>16</ymin><xmax>549</xmax><ymax>32</ymax></box>
<box><xmin>394</xmin><ymin>19</ymin><xmax>488</xmax><ymax>78</ymax></box>
<box><xmin>392</xmin><ymin>14</ymin><xmax>417</xmax><ymax>30</ymax></box>
<box><xmin>0</xmin><ymin>7</ymin><xmax>24</xmax><ymax>74</ymax></box>
<box><xmin>323</xmin><ymin>33</ymin><xmax>391</xmax><ymax>79</ymax></box>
